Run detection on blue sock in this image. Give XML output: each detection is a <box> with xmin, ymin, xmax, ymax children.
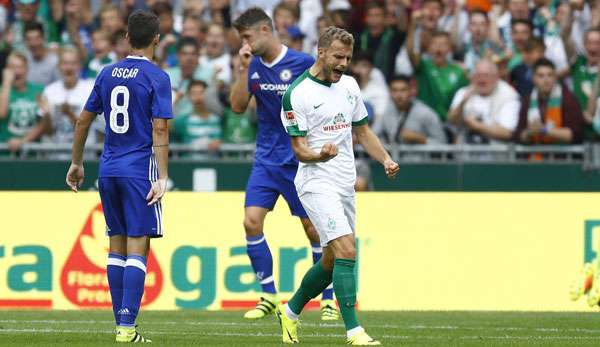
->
<box><xmin>119</xmin><ymin>254</ymin><xmax>147</xmax><ymax>327</ymax></box>
<box><xmin>246</xmin><ymin>234</ymin><xmax>276</xmax><ymax>294</ymax></box>
<box><xmin>312</xmin><ymin>242</ymin><xmax>334</xmax><ymax>300</ymax></box>
<box><xmin>107</xmin><ymin>253</ymin><xmax>126</xmax><ymax>325</ymax></box>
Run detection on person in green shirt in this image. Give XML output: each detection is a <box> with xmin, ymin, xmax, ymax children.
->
<box><xmin>222</xmin><ymin>107</ymin><xmax>257</xmax><ymax>144</ymax></box>
<box><xmin>0</xmin><ymin>52</ymin><xmax>45</xmax><ymax>152</ymax></box>
<box><xmin>86</xmin><ymin>29</ymin><xmax>117</xmax><ymax>79</ymax></box>
<box><xmin>172</xmin><ymin>80</ymin><xmax>222</xmax><ymax>158</ymax></box>
<box><xmin>561</xmin><ymin>17</ymin><xmax>600</xmax><ymax>138</ymax></box>
<box><xmin>507</xmin><ymin>19</ymin><xmax>534</xmax><ymax>72</ymax></box>
<box><xmin>407</xmin><ymin>12</ymin><xmax>468</xmax><ymax>120</ymax></box>
<box><xmin>167</xmin><ymin>38</ymin><xmax>214</xmax><ymax>118</ymax></box>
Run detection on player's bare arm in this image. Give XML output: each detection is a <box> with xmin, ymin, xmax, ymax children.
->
<box><xmin>66</xmin><ymin>109</ymin><xmax>97</xmax><ymax>192</ymax></box>
<box><xmin>290</xmin><ymin>136</ymin><xmax>338</xmax><ymax>163</ymax></box>
<box><xmin>352</xmin><ymin>124</ymin><xmax>399</xmax><ymax>179</ymax></box>
<box><xmin>147</xmin><ymin>118</ymin><xmax>169</xmax><ymax>205</ymax></box>
<box><xmin>229</xmin><ymin>43</ymin><xmax>252</xmax><ymax>113</ymax></box>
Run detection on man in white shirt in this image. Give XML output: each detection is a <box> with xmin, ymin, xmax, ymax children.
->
<box><xmin>23</xmin><ymin>21</ymin><xmax>60</xmax><ymax>85</ymax></box>
<box><xmin>350</xmin><ymin>52</ymin><xmax>389</xmax><ymax>125</ymax></box>
<box><xmin>36</xmin><ymin>47</ymin><xmax>103</xmax><ymax>158</ymax></box>
<box><xmin>276</xmin><ymin>26</ymin><xmax>398</xmax><ymax>346</ymax></box>
<box><xmin>448</xmin><ymin>59</ymin><xmax>521</xmax><ymax>144</ymax></box>
<box><xmin>199</xmin><ymin>23</ymin><xmax>232</xmax><ymax>86</ymax></box>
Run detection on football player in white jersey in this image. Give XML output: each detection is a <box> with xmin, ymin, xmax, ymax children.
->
<box><xmin>276</xmin><ymin>26</ymin><xmax>399</xmax><ymax>346</ymax></box>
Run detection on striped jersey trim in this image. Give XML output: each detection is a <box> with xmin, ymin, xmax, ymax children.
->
<box><xmin>149</xmin><ymin>149</ymin><xmax>162</xmax><ymax>235</ymax></box>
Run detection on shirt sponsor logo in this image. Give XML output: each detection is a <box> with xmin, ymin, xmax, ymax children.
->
<box><xmin>323</xmin><ymin>112</ymin><xmax>350</xmax><ymax>131</ymax></box>
<box><xmin>259</xmin><ymin>83</ymin><xmax>290</xmax><ymax>95</ymax></box>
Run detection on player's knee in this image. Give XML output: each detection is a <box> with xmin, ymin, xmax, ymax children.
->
<box><xmin>243</xmin><ymin>216</ymin><xmax>263</xmax><ymax>235</ymax></box>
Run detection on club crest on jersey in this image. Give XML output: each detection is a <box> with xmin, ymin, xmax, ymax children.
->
<box><xmin>280</xmin><ymin>69</ymin><xmax>292</xmax><ymax>81</ymax></box>
<box><xmin>286</xmin><ymin>111</ymin><xmax>297</xmax><ymax>126</ymax></box>
<box><xmin>346</xmin><ymin>89</ymin><xmax>355</xmax><ymax>105</ymax></box>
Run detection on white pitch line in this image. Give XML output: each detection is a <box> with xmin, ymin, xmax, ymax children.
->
<box><xmin>2</xmin><ymin>319</ymin><xmax>600</xmax><ymax>334</ymax></box>
<box><xmin>1</xmin><ymin>328</ymin><xmax>600</xmax><ymax>341</ymax></box>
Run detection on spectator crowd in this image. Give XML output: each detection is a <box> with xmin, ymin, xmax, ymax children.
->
<box><xmin>0</xmin><ymin>0</ymin><xmax>598</xmax><ymax>156</ymax></box>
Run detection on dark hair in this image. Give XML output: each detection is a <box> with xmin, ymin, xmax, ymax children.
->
<box><xmin>188</xmin><ymin>79</ymin><xmax>208</xmax><ymax>92</ymax></box>
<box><xmin>389</xmin><ymin>74</ymin><xmax>412</xmax><ymax>86</ymax></box>
<box><xmin>318</xmin><ymin>26</ymin><xmax>354</xmax><ymax>48</ymax></box>
<box><xmin>152</xmin><ymin>2</ymin><xmax>173</xmax><ymax>16</ymax></box>
<box><xmin>233</xmin><ymin>7</ymin><xmax>273</xmax><ymax>32</ymax></box>
<box><xmin>523</xmin><ymin>37</ymin><xmax>545</xmax><ymax>52</ymax></box>
<box><xmin>423</xmin><ymin>0</ymin><xmax>443</xmax><ymax>7</ymax></box>
<box><xmin>127</xmin><ymin>10</ymin><xmax>159</xmax><ymax>49</ymax></box>
<box><xmin>353</xmin><ymin>50</ymin><xmax>374</xmax><ymax>64</ymax></box>
<box><xmin>177</xmin><ymin>37</ymin><xmax>199</xmax><ymax>52</ymax></box>
<box><xmin>469</xmin><ymin>9</ymin><xmax>488</xmax><ymax>22</ymax></box>
<box><xmin>111</xmin><ymin>29</ymin><xmax>127</xmax><ymax>45</ymax></box>
<box><xmin>431</xmin><ymin>30</ymin><xmax>451</xmax><ymax>40</ymax></box>
<box><xmin>511</xmin><ymin>18</ymin><xmax>533</xmax><ymax>30</ymax></box>
<box><xmin>533</xmin><ymin>57</ymin><xmax>555</xmax><ymax>72</ymax></box>
<box><xmin>365</xmin><ymin>1</ymin><xmax>386</xmax><ymax>12</ymax></box>
<box><xmin>24</xmin><ymin>21</ymin><xmax>44</xmax><ymax>36</ymax></box>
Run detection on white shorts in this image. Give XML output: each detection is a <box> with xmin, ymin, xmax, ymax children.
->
<box><xmin>299</xmin><ymin>191</ymin><xmax>355</xmax><ymax>247</ymax></box>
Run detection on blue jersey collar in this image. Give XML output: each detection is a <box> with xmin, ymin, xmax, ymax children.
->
<box><xmin>260</xmin><ymin>45</ymin><xmax>288</xmax><ymax>68</ymax></box>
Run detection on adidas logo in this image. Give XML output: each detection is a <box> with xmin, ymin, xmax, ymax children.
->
<box><xmin>118</xmin><ymin>308</ymin><xmax>131</xmax><ymax>315</ymax></box>
<box><xmin>251</xmin><ymin>72</ymin><xmax>260</xmax><ymax>79</ymax></box>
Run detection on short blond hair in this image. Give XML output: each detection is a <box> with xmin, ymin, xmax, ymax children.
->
<box><xmin>7</xmin><ymin>51</ymin><xmax>27</xmax><ymax>66</ymax></box>
<box><xmin>59</xmin><ymin>46</ymin><xmax>81</xmax><ymax>64</ymax></box>
<box><xmin>317</xmin><ymin>26</ymin><xmax>354</xmax><ymax>49</ymax></box>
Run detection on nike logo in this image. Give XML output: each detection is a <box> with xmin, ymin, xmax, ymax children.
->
<box><xmin>313</xmin><ymin>103</ymin><xmax>324</xmax><ymax>109</ymax></box>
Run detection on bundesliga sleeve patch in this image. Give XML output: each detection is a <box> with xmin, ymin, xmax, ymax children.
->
<box><xmin>286</xmin><ymin>111</ymin><xmax>298</xmax><ymax>126</ymax></box>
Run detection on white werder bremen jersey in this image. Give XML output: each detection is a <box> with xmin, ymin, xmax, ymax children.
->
<box><xmin>281</xmin><ymin>71</ymin><xmax>368</xmax><ymax>196</ymax></box>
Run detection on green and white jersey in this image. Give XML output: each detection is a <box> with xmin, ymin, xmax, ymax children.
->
<box><xmin>281</xmin><ymin>71</ymin><xmax>368</xmax><ymax>196</ymax></box>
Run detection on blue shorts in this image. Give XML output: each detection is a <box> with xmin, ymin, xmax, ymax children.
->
<box><xmin>98</xmin><ymin>177</ymin><xmax>163</xmax><ymax>238</ymax></box>
<box><xmin>244</xmin><ymin>163</ymin><xmax>308</xmax><ymax>218</ymax></box>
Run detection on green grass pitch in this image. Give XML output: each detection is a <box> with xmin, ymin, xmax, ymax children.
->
<box><xmin>1</xmin><ymin>310</ymin><xmax>600</xmax><ymax>346</ymax></box>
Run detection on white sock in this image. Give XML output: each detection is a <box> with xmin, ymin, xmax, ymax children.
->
<box><xmin>347</xmin><ymin>326</ymin><xmax>364</xmax><ymax>339</ymax></box>
<box><xmin>284</xmin><ymin>303</ymin><xmax>299</xmax><ymax>321</ymax></box>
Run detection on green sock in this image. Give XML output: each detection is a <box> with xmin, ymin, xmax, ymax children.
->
<box><xmin>333</xmin><ymin>258</ymin><xmax>360</xmax><ymax>331</ymax></box>
<box><xmin>287</xmin><ymin>260</ymin><xmax>332</xmax><ymax>315</ymax></box>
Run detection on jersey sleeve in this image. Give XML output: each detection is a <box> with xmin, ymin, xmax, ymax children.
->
<box><xmin>351</xmin><ymin>81</ymin><xmax>369</xmax><ymax>126</ymax></box>
<box><xmin>83</xmin><ymin>75</ymin><xmax>103</xmax><ymax>114</ymax></box>
<box><xmin>281</xmin><ymin>87</ymin><xmax>308</xmax><ymax>136</ymax></box>
<box><xmin>152</xmin><ymin>72</ymin><xmax>174</xmax><ymax>119</ymax></box>
<box><xmin>247</xmin><ymin>59</ymin><xmax>258</xmax><ymax>95</ymax></box>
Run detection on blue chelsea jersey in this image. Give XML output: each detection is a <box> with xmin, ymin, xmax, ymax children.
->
<box><xmin>84</xmin><ymin>56</ymin><xmax>173</xmax><ymax>180</ymax></box>
<box><xmin>247</xmin><ymin>46</ymin><xmax>314</xmax><ymax>166</ymax></box>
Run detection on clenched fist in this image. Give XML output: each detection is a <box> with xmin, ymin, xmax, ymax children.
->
<box><xmin>319</xmin><ymin>143</ymin><xmax>338</xmax><ymax>162</ymax></box>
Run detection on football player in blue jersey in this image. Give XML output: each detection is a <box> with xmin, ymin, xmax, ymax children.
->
<box><xmin>66</xmin><ymin>9</ymin><xmax>172</xmax><ymax>343</ymax></box>
<box><xmin>230</xmin><ymin>7</ymin><xmax>338</xmax><ymax>321</ymax></box>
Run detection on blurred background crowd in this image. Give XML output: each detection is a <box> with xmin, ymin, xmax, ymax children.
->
<box><xmin>0</xmin><ymin>0</ymin><xmax>598</xmax><ymax>159</ymax></box>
